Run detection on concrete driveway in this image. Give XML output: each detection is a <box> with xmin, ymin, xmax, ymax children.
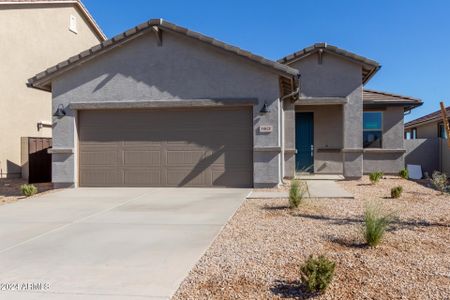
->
<box><xmin>0</xmin><ymin>188</ymin><xmax>249</xmax><ymax>299</ymax></box>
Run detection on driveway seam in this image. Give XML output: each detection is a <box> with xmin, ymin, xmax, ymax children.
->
<box><xmin>0</xmin><ymin>191</ymin><xmax>150</xmax><ymax>255</ymax></box>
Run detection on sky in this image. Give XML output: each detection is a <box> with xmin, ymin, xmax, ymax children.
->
<box><xmin>82</xmin><ymin>0</ymin><xmax>450</xmax><ymax>122</ymax></box>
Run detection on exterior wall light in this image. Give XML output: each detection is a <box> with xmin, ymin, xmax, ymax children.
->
<box><xmin>54</xmin><ymin>104</ymin><xmax>66</xmax><ymax>118</ymax></box>
<box><xmin>259</xmin><ymin>102</ymin><xmax>270</xmax><ymax>114</ymax></box>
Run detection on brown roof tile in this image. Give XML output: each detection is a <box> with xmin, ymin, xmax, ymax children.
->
<box><xmin>278</xmin><ymin>43</ymin><xmax>381</xmax><ymax>84</ymax></box>
<box><xmin>405</xmin><ymin>107</ymin><xmax>450</xmax><ymax>128</ymax></box>
<box><xmin>363</xmin><ymin>89</ymin><xmax>422</xmax><ymax>111</ymax></box>
<box><xmin>28</xmin><ymin>19</ymin><xmax>299</xmax><ymax>91</ymax></box>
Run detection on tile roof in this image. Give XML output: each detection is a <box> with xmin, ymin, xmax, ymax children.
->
<box><xmin>363</xmin><ymin>89</ymin><xmax>422</xmax><ymax>111</ymax></box>
<box><xmin>405</xmin><ymin>106</ymin><xmax>450</xmax><ymax>128</ymax></box>
<box><xmin>278</xmin><ymin>43</ymin><xmax>381</xmax><ymax>84</ymax></box>
<box><xmin>0</xmin><ymin>0</ymin><xmax>106</xmax><ymax>40</ymax></box>
<box><xmin>28</xmin><ymin>19</ymin><xmax>299</xmax><ymax>91</ymax></box>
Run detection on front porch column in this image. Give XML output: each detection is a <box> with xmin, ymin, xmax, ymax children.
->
<box><xmin>283</xmin><ymin>100</ymin><xmax>296</xmax><ymax>178</ymax></box>
<box><xmin>342</xmin><ymin>87</ymin><xmax>363</xmax><ymax>178</ymax></box>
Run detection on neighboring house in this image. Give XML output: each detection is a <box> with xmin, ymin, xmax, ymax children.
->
<box><xmin>28</xmin><ymin>19</ymin><xmax>422</xmax><ymax>188</ymax></box>
<box><xmin>0</xmin><ymin>0</ymin><xmax>105</xmax><ymax>179</ymax></box>
<box><xmin>404</xmin><ymin>107</ymin><xmax>450</xmax><ymax>139</ymax></box>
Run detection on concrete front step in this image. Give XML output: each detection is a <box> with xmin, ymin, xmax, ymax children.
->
<box><xmin>247</xmin><ymin>180</ymin><xmax>353</xmax><ymax>199</ymax></box>
<box><xmin>296</xmin><ymin>174</ymin><xmax>345</xmax><ymax>180</ymax></box>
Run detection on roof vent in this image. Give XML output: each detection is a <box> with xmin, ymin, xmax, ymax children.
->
<box><xmin>69</xmin><ymin>15</ymin><xmax>78</xmax><ymax>34</ymax></box>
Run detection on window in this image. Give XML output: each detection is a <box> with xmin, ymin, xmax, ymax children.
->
<box><xmin>405</xmin><ymin>128</ymin><xmax>417</xmax><ymax>140</ymax></box>
<box><xmin>438</xmin><ymin>123</ymin><xmax>447</xmax><ymax>139</ymax></box>
<box><xmin>363</xmin><ymin>112</ymin><xmax>382</xmax><ymax>148</ymax></box>
<box><xmin>412</xmin><ymin>128</ymin><xmax>417</xmax><ymax>139</ymax></box>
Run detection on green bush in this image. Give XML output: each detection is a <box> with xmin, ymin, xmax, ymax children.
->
<box><xmin>431</xmin><ymin>171</ymin><xmax>448</xmax><ymax>194</ymax></box>
<box><xmin>20</xmin><ymin>184</ymin><xmax>38</xmax><ymax>197</ymax></box>
<box><xmin>391</xmin><ymin>186</ymin><xmax>403</xmax><ymax>198</ymax></box>
<box><xmin>289</xmin><ymin>180</ymin><xmax>304</xmax><ymax>209</ymax></box>
<box><xmin>300</xmin><ymin>255</ymin><xmax>336</xmax><ymax>293</ymax></box>
<box><xmin>369</xmin><ymin>171</ymin><xmax>383</xmax><ymax>184</ymax></box>
<box><xmin>399</xmin><ymin>169</ymin><xmax>409</xmax><ymax>179</ymax></box>
<box><xmin>363</xmin><ymin>204</ymin><xmax>392</xmax><ymax>247</ymax></box>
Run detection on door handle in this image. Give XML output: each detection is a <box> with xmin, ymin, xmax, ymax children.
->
<box><xmin>311</xmin><ymin>145</ymin><xmax>314</xmax><ymax>157</ymax></box>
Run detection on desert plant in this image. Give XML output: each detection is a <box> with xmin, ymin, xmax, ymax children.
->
<box><xmin>289</xmin><ymin>179</ymin><xmax>304</xmax><ymax>209</ymax></box>
<box><xmin>300</xmin><ymin>255</ymin><xmax>336</xmax><ymax>293</ymax></box>
<box><xmin>369</xmin><ymin>171</ymin><xmax>383</xmax><ymax>184</ymax></box>
<box><xmin>431</xmin><ymin>171</ymin><xmax>448</xmax><ymax>194</ymax></box>
<box><xmin>391</xmin><ymin>186</ymin><xmax>403</xmax><ymax>198</ymax></box>
<box><xmin>20</xmin><ymin>184</ymin><xmax>38</xmax><ymax>197</ymax></box>
<box><xmin>399</xmin><ymin>169</ymin><xmax>409</xmax><ymax>179</ymax></box>
<box><xmin>363</xmin><ymin>204</ymin><xmax>393</xmax><ymax>247</ymax></box>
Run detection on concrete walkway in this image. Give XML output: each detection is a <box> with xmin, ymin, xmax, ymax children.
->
<box><xmin>247</xmin><ymin>180</ymin><xmax>353</xmax><ymax>199</ymax></box>
<box><xmin>0</xmin><ymin>188</ymin><xmax>249</xmax><ymax>299</ymax></box>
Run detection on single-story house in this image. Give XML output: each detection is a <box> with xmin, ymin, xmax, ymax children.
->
<box><xmin>28</xmin><ymin>19</ymin><xmax>422</xmax><ymax>188</ymax></box>
<box><xmin>405</xmin><ymin>106</ymin><xmax>449</xmax><ymax>139</ymax></box>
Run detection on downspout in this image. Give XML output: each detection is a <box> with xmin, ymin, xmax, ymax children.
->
<box><xmin>279</xmin><ymin>87</ymin><xmax>300</xmax><ymax>184</ymax></box>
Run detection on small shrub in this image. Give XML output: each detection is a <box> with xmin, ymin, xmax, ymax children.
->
<box><xmin>300</xmin><ymin>255</ymin><xmax>336</xmax><ymax>293</ymax></box>
<box><xmin>20</xmin><ymin>184</ymin><xmax>38</xmax><ymax>197</ymax></box>
<box><xmin>363</xmin><ymin>204</ymin><xmax>392</xmax><ymax>247</ymax></box>
<box><xmin>369</xmin><ymin>171</ymin><xmax>383</xmax><ymax>184</ymax></box>
<box><xmin>399</xmin><ymin>169</ymin><xmax>409</xmax><ymax>179</ymax></box>
<box><xmin>431</xmin><ymin>171</ymin><xmax>448</xmax><ymax>194</ymax></box>
<box><xmin>391</xmin><ymin>186</ymin><xmax>403</xmax><ymax>198</ymax></box>
<box><xmin>289</xmin><ymin>180</ymin><xmax>304</xmax><ymax>209</ymax></box>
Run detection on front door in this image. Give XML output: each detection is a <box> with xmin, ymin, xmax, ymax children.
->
<box><xmin>295</xmin><ymin>112</ymin><xmax>314</xmax><ymax>172</ymax></box>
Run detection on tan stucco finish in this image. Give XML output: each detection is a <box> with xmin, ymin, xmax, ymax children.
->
<box><xmin>0</xmin><ymin>3</ymin><xmax>102</xmax><ymax>177</ymax></box>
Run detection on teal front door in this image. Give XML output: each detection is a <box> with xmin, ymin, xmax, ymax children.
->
<box><xmin>295</xmin><ymin>112</ymin><xmax>314</xmax><ymax>172</ymax></box>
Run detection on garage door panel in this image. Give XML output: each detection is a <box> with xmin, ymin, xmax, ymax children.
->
<box><xmin>79</xmin><ymin>108</ymin><xmax>253</xmax><ymax>187</ymax></box>
<box><xmin>80</xmin><ymin>151</ymin><xmax>120</xmax><ymax>166</ymax></box>
<box><xmin>166</xmin><ymin>168</ymin><xmax>208</xmax><ymax>187</ymax></box>
<box><xmin>212</xmin><ymin>169</ymin><xmax>252</xmax><ymax>188</ymax></box>
<box><xmin>123</xmin><ymin>151</ymin><xmax>161</xmax><ymax>166</ymax></box>
<box><xmin>213</xmin><ymin>150</ymin><xmax>252</xmax><ymax>166</ymax></box>
<box><xmin>79</xmin><ymin>168</ymin><xmax>122</xmax><ymax>187</ymax></box>
<box><xmin>166</xmin><ymin>150</ymin><xmax>205</xmax><ymax>165</ymax></box>
<box><xmin>123</xmin><ymin>169</ymin><xmax>161</xmax><ymax>186</ymax></box>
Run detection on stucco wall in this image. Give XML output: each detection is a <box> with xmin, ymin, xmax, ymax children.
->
<box><xmin>52</xmin><ymin>29</ymin><xmax>285</xmax><ymax>187</ymax></box>
<box><xmin>287</xmin><ymin>52</ymin><xmax>363</xmax><ymax>177</ymax></box>
<box><xmin>404</xmin><ymin>138</ymin><xmax>440</xmax><ymax>176</ymax></box>
<box><xmin>363</xmin><ymin>106</ymin><xmax>405</xmax><ymax>173</ymax></box>
<box><xmin>0</xmin><ymin>4</ymin><xmax>102</xmax><ymax>178</ymax></box>
<box><xmin>296</xmin><ymin>105</ymin><xmax>343</xmax><ymax>174</ymax></box>
<box><xmin>416</xmin><ymin>122</ymin><xmax>438</xmax><ymax>138</ymax></box>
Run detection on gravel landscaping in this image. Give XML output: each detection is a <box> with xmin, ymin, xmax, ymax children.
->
<box><xmin>173</xmin><ymin>176</ymin><xmax>450</xmax><ymax>299</ymax></box>
<box><xmin>0</xmin><ymin>178</ymin><xmax>53</xmax><ymax>205</ymax></box>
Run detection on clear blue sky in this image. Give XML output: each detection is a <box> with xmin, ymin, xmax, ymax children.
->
<box><xmin>83</xmin><ymin>0</ymin><xmax>450</xmax><ymax>121</ymax></box>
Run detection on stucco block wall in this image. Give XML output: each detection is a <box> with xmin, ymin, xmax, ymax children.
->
<box><xmin>416</xmin><ymin>122</ymin><xmax>438</xmax><ymax>138</ymax></box>
<box><xmin>287</xmin><ymin>53</ymin><xmax>363</xmax><ymax>177</ymax></box>
<box><xmin>52</xmin><ymin>30</ymin><xmax>284</xmax><ymax>187</ymax></box>
<box><xmin>0</xmin><ymin>4</ymin><xmax>102</xmax><ymax>178</ymax></box>
<box><xmin>296</xmin><ymin>105</ymin><xmax>343</xmax><ymax>174</ymax></box>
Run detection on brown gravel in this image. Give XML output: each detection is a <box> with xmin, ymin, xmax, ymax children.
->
<box><xmin>0</xmin><ymin>178</ymin><xmax>54</xmax><ymax>205</ymax></box>
<box><xmin>173</xmin><ymin>176</ymin><xmax>450</xmax><ymax>300</ymax></box>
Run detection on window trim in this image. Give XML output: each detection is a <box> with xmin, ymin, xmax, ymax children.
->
<box><xmin>363</xmin><ymin>111</ymin><xmax>383</xmax><ymax>148</ymax></box>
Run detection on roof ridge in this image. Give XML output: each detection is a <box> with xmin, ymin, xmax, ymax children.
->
<box><xmin>278</xmin><ymin>43</ymin><xmax>380</xmax><ymax>84</ymax></box>
<box><xmin>28</xmin><ymin>18</ymin><xmax>299</xmax><ymax>90</ymax></box>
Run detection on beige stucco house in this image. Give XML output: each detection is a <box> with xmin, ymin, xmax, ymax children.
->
<box><xmin>0</xmin><ymin>0</ymin><xmax>105</xmax><ymax>178</ymax></box>
<box><xmin>405</xmin><ymin>106</ymin><xmax>450</xmax><ymax>139</ymax></box>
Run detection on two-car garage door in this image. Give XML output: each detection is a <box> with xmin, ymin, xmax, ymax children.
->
<box><xmin>78</xmin><ymin>107</ymin><xmax>253</xmax><ymax>187</ymax></box>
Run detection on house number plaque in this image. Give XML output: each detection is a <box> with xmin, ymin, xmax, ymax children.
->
<box><xmin>259</xmin><ymin>125</ymin><xmax>273</xmax><ymax>133</ymax></box>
